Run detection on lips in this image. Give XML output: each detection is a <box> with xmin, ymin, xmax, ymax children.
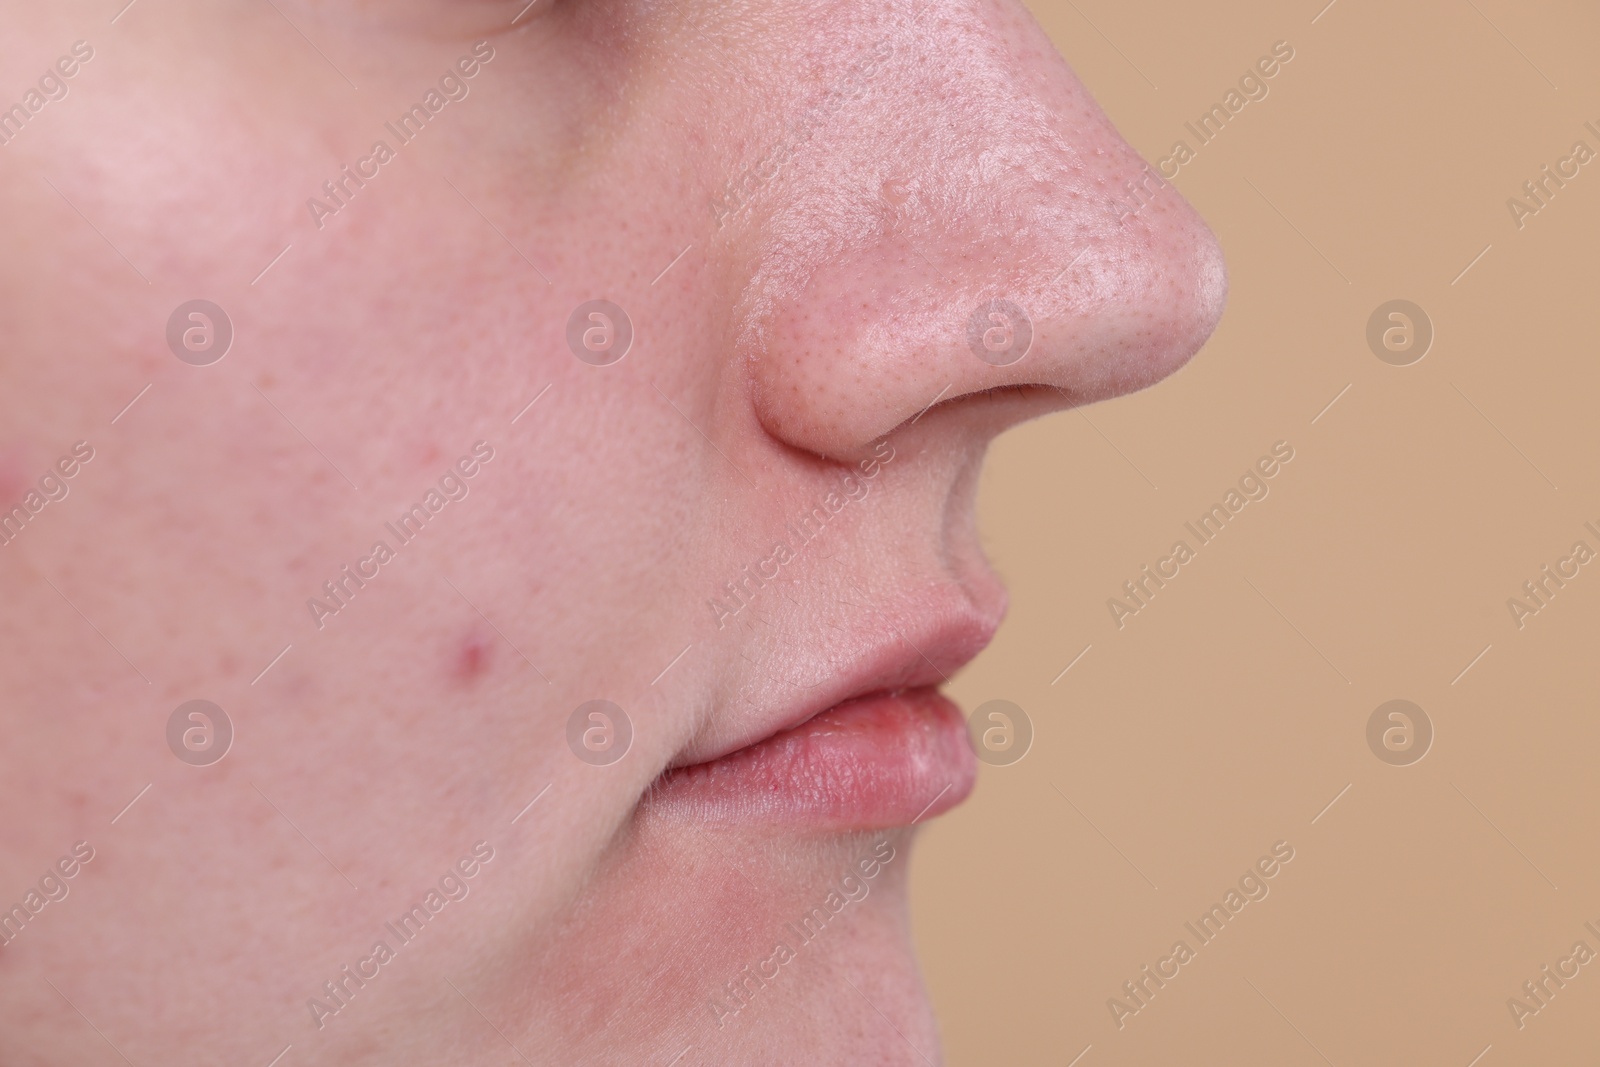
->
<box><xmin>645</xmin><ymin>687</ymin><xmax>977</xmax><ymax>831</ymax></box>
<box><xmin>642</xmin><ymin>583</ymin><xmax>1001</xmax><ymax>832</ymax></box>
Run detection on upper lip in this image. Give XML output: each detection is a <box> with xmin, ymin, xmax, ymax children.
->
<box><xmin>668</xmin><ymin>577</ymin><xmax>1004</xmax><ymax>769</ymax></box>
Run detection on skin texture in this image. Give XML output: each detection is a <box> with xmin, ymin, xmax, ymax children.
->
<box><xmin>0</xmin><ymin>1</ymin><xmax>1224</xmax><ymax>1063</ymax></box>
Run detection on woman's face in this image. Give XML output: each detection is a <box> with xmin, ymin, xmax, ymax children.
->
<box><xmin>0</xmin><ymin>0</ymin><xmax>1223</xmax><ymax>1061</ymax></box>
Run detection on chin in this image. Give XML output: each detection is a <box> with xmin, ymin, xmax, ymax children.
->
<box><xmin>498</xmin><ymin>815</ymin><xmax>946</xmax><ymax>1065</ymax></box>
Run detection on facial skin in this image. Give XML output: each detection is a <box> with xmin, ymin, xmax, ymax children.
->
<box><xmin>0</xmin><ymin>1</ymin><xmax>1223</xmax><ymax>1063</ymax></box>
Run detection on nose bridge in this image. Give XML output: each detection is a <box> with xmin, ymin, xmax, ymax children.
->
<box><xmin>736</xmin><ymin>0</ymin><xmax>1226</xmax><ymax>461</ymax></box>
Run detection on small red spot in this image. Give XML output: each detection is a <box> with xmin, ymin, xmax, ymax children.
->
<box><xmin>452</xmin><ymin>634</ymin><xmax>494</xmax><ymax>686</ymax></box>
<box><xmin>0</xmin><ymin>443</ymin><xmax>31</xmax><ymax>503</ymax></box>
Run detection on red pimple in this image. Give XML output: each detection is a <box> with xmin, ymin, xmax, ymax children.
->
<box><xmin>452</xmin><ymin>633</ymin><xmax>494</xmax><ymax>686</ymax></box>
<box><xmin>0</xmin><ymin>446</ymin><xmax>31</xmax><ymax>503</ymax></box>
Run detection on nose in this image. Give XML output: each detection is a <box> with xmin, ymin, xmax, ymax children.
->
<box><xmin>738</xmin><ymin>0</ymin><xmax>1227</xmax><ymax>460</ymax></box>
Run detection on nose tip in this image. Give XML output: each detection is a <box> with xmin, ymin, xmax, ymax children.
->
<box><xmin>1063</xmin><ymin>183</ymin><xmax>1230</xmax><ymax>403</ymax></box>
<box><xmin>739</xmin><ymin>11</ymin><xmax>1228</xmax><ymax>461</ymax></box>
<box><xmin>748</xmin><ymin>167</ymin><xmax>1228</xmax><ymax>459</ymax></box>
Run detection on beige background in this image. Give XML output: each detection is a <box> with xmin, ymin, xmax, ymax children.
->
<box><xmin>916</xmin><ymin>0</ymin><xmax>1600</xmax><ymax>1063</ymax></box>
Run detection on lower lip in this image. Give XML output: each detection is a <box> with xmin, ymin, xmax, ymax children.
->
<box><xmin>643</xmin><ymin>688</ymin><xmax>977</xmax><ymax>831</ymax></box>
